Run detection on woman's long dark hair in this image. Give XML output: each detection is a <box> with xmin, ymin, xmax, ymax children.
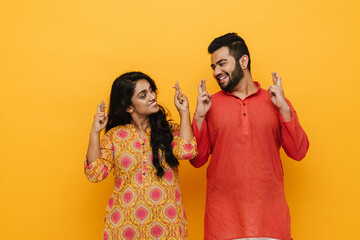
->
<box><xmin>105</xmin><ymin>71</ymin><xmax>178</xmax><ymax>177</ymax></box>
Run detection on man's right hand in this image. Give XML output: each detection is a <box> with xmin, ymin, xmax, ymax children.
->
<box><xmin>194</xmin><ymin>79</ymin><xmax>212</xmax><ymax>130</ymax></box>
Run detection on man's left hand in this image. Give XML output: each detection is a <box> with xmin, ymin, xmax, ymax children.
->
<box><xmin>268</xmin><ymin>72</ymin><xmax>291</xmax><ymax>121</ymax></box>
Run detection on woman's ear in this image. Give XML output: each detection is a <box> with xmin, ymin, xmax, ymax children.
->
<box><xmin>127</xmin><ymin>106</ymin><xmax>133</xmax><ymax>114</ymax></box>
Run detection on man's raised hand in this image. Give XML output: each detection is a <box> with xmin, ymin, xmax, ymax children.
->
<box><xmin>194</xmin><ymin>79</ymin><xmax>212</xmax><ymax>129</ymax></box>
<box><xmin>268</xmin><ymin>72</ymin><xmax>291</xmax><ymax>121</ymax></box>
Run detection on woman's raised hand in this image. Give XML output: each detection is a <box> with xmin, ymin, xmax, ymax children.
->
<box><xmin>91</xmin><ymin>100</ymin><xmax>108</xmax><ymax>134</ymax></box>
<box><xmin>174</xmin><ymin>81</ymin><xmax>190</xmax><ymax>113</ymax></box>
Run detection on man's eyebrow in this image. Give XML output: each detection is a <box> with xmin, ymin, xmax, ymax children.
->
<box><xmin>217</xmin><ymin>59</ymin><xmax>227</xmax><ymax>65</ymax></box>
<box><xmin>211</xmin><ymin>59</ymin><xmax>227</xmax><ymax>68</ymax></box>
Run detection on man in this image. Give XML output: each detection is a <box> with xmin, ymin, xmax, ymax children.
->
<box><xmin>191</xmin><ymin>33</ymin><xmax>309</xmax><ymax>240</ymax></box>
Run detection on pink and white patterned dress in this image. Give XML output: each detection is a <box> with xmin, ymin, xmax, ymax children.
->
<box><xmin>85</xmin><ymin>123</ymin><xmax>197</xmax><ymax>240</ymax></box>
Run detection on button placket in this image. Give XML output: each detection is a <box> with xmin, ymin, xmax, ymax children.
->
<box><xmin>241</xmin><ymin>100</ymin><xmax>249</xmax><ymax>135</ymax></box>
<box><xmin>141</xmin><ymin>140</ymin><xmax>147</xmax><ymax>181</ymax></box>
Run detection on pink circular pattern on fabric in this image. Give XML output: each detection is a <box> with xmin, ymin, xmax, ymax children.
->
<box><xmin>115</xmin><ymin>178</ymin><xmax>122</xmax><ymax>188</ymax></box>
<box><xmin>163</xmin><ymin>170</ymin><xmax>174</xmax><ymax>182</ymax></box>
<box><xmin>136</xmin><ymin>172</ymin><xmax>143</xmax><ymax>183</ymax></box>
<box><xmin>150</xmin><ymin>188</ymin><xmax>162</xmax><ymax>201</ymax></box>
<box><xmin>175</xmin><ymin>189</ymin><xmax>181</xmax><ymax>202</ymax></box>
<box><xmin>108</xmin><ymin>197</ymin><xmax>114</xmax><ymax>209</ymax></box>
<box><xmin>183</xmin><ymin>143</ymin><xmax>194</xmax><ymax>151</ymax></box>
<box><xmin>149</xmin><ymin>154</ymin><xmax>153</xmax><ymax>163</ymax></box>
<box><xmin>182</xmin><ymin>153</ymin><xmax>194</xmax><ymax>159</ymax></box>
<box><xmin>111</xmin><ymin>210</ymin><xmax>121</xmax><ymax>224</ymax></box>
<box><xmin>178</xmin><ymin>225</ymin><xmax>183</xmax><ymax>237</ymax></box>
<box><xmin>135</xmin><ymin>207</ymin><xmax>148</xmax><ymax>220</ymax></box>
<box><xmin>121</xmin><ymin>156</ymin><xmax>132</xmax><ymax>168</ymax></box>
<box><xmin>165</xmin><ymin>206</ymin><xmax>177</xmax><ymax>219</ymax></box>
<box><xmin>150</xmin><ymin>225</ymin><xmax>164</xmax><ymax>238</ymax></box>
<box><xmin>117</xmin><ymin>130</ymin><xmax>128</xmax><ymax>139</ymax></box>
<box><xmin>103</xmin><ymin>231</ymin><xmax>109</xmax><ymax>240</ymax></box>
<box><xmin>133</xmin><ymin>141</ymin><xmax>141</xmax><ymax>150</ymax></box>
<box><xmin>124</xmin><ymin>191</ymin><xmax>133</xmax><ymax>203</ymax></box>
<box><xmin>123</xmin><ymin>228</ymin><xmax>135</xmax><ymax>240</ymax></box>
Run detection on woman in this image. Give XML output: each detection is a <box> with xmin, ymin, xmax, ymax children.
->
<box><xmin>84</xmin><ymin>71</ymin><xmax>197</xmax><ymax>240</ymax></box>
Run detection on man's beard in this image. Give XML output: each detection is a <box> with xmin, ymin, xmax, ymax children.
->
<box><xmin>220</xmin><ymin>61</ymin><xmax>244</xmax><ymax>92</ymax></box>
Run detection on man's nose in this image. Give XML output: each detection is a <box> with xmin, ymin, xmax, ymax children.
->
<box><xmin>214</xmin><ymin>66</ymin><xmax>221</xmax><ymax>76</ymax></box>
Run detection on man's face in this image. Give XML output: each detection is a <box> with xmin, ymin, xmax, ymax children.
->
<box><xmin>210</xmin><ymin>46</ymin><xmax>244</xmax><ymax>92</ymax></box>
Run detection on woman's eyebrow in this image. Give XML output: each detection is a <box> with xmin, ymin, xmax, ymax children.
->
<box><xmin>136</xmin><ymin>89</ymin><xmax>147</xmax><ymax>97</ymax></box>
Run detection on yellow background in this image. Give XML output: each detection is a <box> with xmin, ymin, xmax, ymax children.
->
<box><xmin>1</xmin><ymin>0</ymin><xmax>359</xmax><ymax>239</ymax></box>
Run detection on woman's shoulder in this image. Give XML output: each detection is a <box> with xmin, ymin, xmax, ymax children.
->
<box><xmin>105</xmin><ymin>124</ymin><xmax>134</xmax><ymax>138</ymax></box>
<box><xmin>170</xmin><ymin>122</ymin><xmax>180</xmax><ymax>128</ymax></box>
<box><xmin>170</xmin><ymin>123</ymin><xmax>180</xmax><ymax>135</ymax></box>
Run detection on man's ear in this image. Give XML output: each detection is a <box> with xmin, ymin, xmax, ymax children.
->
<box><xmin>239</xmin><ymin>55</ymin><xmax>249</xmax><ymax>69</ymax></box>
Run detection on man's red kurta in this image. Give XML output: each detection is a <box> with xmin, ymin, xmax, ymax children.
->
<box><xmin>191</xmin><ymin>83</ymin><xmax>309</xmax><ymax>240</ymax></box>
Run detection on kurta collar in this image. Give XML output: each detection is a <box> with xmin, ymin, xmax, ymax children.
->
<box><xmin>125</xmin><ymin>123</ymin><xmax>151</xmax><ymax>139</ymax></box>
<box><xmin>222</xmin><ymin>81</ymin><xmax>261</xmax><ymax>100</ymax></box>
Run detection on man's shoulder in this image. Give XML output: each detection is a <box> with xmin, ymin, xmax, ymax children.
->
<box><xmin>212</xmin><ymin>90</ymin><xmax>224</xmax><ymax>97</ymax></box>
<box><xmin>211</xmin><ymin>90</ymin><xmax>228</xmax><ymax>101</ymax></box>
<box><xmin>257</xmin><ymin>87</ymin><xmax>270</xmax><ymax>98</ymax></box>
<box><xmin>210</xmin><ymin>91</ymin><xmax>232</xmax><ymax>108</ymax></box>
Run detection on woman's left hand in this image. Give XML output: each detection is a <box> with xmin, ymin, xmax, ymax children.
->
<box><xmin>174</xmin><ymin>81</ymin><xmax>189</xmax><ymax>113</ymax></box>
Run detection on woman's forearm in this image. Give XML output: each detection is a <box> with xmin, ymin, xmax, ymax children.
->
<box><xmin>86</xmin><ymin>130</ymin><xmax>101</xmax><ymax>165</ymax></box>
<box><xmin>178</xmin><ymin>110</ymin><xmax>194</xmax><ymax>143</ymax></box>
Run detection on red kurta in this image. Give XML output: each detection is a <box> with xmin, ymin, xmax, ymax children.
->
<box><xmin>191</xmin><ymin>82</ymin><xmax>309</xmax><ymax>240</ymax></box>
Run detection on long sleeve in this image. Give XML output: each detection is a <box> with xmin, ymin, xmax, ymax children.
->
<box><xmin>189</xmin><ymin>117</ymin><xmax>211</xmax><ymax>168</ymax></box>
<box><xmin>84</xmin><ymin>130</ymin><xmax>115</xmax><ymax>183</ymax></box>
<box><xmin>171</xmin><ymin>124</ymin><xmax>198</xmax><ymax>160</ymax></box>
<box><xmin>280</xmin><ymin>99</ymin><xmax>309</xmax><ymax>161</ymax></box>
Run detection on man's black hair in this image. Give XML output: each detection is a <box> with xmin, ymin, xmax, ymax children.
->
<box><xmin>208</xmin><ymin>33</ymin><xmax>251</xmax><ymax>71</ymax></box>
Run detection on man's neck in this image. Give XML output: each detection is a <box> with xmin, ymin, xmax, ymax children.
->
<box><xmin>230</xmin><ymin>73</ymin><xmax>257</xmax><ymax>100</ymax></box>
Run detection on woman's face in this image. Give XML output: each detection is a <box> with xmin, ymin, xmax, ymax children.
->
<box><xmin>128</xmin><ymin>79</ymin><xmax>159</xmax><ymax>118</ymax></box>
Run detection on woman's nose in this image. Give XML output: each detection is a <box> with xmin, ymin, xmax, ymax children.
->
<box><xmin>149</xmin><ymin>91</ymin><xmax>156</xmax><ymax>100</ymax></box>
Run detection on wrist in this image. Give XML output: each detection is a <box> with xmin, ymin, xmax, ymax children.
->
<box><xmin>278</xmin><ymin>101</ymin><xmax>290</xmax><ymax>113</ymax></box>
<box><xmin>194</xmin><ymin>110</ymin><xmax>206</xmax><ymax>119</ymax></box>
<box><xmin>194</xmin><ymin>111</ymin><xmax>205</xmax><ymax>123</ymax></box>
<box><xmin>279</xmin><ymin>104</ymin><xmax>291</xmax><ymax>122</ymax></box>
<box><xmin>179</xmin><ymin>109</ymin><xmax>190</xmax><ymax>116</ymax></box>
<box><xmin>193</xmin><ymin>111</ymin><xmax>206</xmax><ymax>130</ymax></box>
<box><xmin>90</xmin><ymin>129</ymin><xmax>102</xmax><ymax>136</ymax></box>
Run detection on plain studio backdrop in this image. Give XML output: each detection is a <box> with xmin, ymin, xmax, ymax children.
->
<box><xmin>1</xmin><ymin>0</ymin><xmax>359</xmax><ymax>239</ymax></box>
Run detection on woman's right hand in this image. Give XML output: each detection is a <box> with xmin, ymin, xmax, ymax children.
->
<box><xmin>91</xmin><ymin>100</ymin><xmax>108</xmax><ymax>134</ymax></box>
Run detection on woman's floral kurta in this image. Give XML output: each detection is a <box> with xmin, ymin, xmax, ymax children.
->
<box><xmin>85</xmin><ymin>124</ymin><xmax>197</xmax><ymax>240</ymax></box>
